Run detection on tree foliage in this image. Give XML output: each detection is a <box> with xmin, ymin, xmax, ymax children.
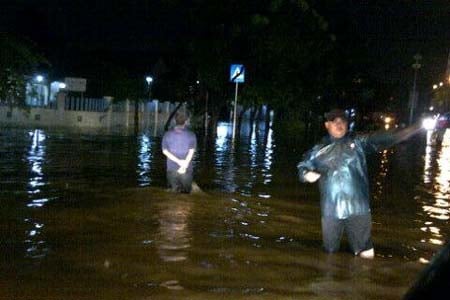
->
<box><xmin>174</xmin><ymin>0</ymin><xmax>335</xmax><ymax>125</ymax></box>
<box><xmin>0</xmin><ymin>33</ymin><xmax>48</xmax><ymax>107</ymax></box>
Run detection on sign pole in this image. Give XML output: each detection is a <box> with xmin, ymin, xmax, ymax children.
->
<box><xmin>154</xmin><ymin>100</ymin><xmax>158</xmax><ymax>136</ymax></box>
<box><xmin>229</xmin><ymin>64</ymin><xmax>244</xmax><ymax>142</ymax></box>
<box><xmin>232</xmin><ymin>81</ymin><xmax>239</xmax><ymax>141</ymax></box>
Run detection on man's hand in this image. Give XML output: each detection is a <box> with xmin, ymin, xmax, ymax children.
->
<box><xmin>178</xmin><ymin>159</ymin><xmax>189</xmax><ymax>169</ymax></box>
<box><xmin>304</xmin><ymin>171</ymin><xmax>321</xmax><ymax>183</ymax></box>
<box><xmin>177</xmin><ymin>166</ymin><xmax>187</xmax><ymax>174</ymax></box>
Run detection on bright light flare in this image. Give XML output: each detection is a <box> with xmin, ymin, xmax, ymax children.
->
<box><xmin>422</xmin><ymin>117</ymin><xmax>437</xmax><ymax>131</ymax></box>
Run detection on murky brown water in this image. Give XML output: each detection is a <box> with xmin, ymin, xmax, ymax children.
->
<box><xmin>1</xmin><ymin>124</ymin><xmax>449</xmax><ymax>299</ymax></box>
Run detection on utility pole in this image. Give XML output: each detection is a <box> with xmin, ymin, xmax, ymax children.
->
<box><xmin>409</xmin><ymin>54</ymin><xmax>422</xmax><ymax>125</ymax></box>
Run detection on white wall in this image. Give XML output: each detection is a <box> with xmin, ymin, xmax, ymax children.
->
<box><xmin>0</xmin><ymin>93</ymin><xmax>186</xmax><ymax>134</ymax></box>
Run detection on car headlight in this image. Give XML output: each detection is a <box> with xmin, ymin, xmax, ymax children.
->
<box><xmin>422</xmin><ymin>117</ymin><xmax>436</xmax><ymax>130</ymax></box>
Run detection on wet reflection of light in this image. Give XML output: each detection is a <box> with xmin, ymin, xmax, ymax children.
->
<box><xmin>442</xmin><ymin>129</ymin><xmax>450</xmax><ymax>147</ymax></box>
<box><xmin>419</xmin><ymin>131</ymin><xmax>450</xmax><ymax>247</ymax></box>
<box><xmin>250</xmin><ymin>123</ymin><xmax>257</xmax><ymax>169</ymax></box>
<box><xmin>241</xmin><ymin>122</ymin><xmax>259</xmax><ymax>195</ymax></box>
<box><xmin>137</xmin><ymin>134</ymin><xmax>153</xmax><ymax>186</ymax></box>
<box><xmin>156</xmin><ymin>199</ymin><xmax>192</xmax><ymax>262</ymax></box>
<box><xmin>216</xmin><ymin>123</ymin><xmax>230</xmax><ymax>149</ymax></box>
<box><xmin>26</xmin><ymin>130</ymin><xmax>49</xmax><ymax>208</ymax></box>
<box><xmin>419</xmin><ymin>257</ymin><xmax>430</xmax><ymax>264</ymax></box>
<box><xmin>24</xmin><ymin>218</ymin><xmax>48</xmax><ymax>259</ymax></box>
<box><xmin>246</xmin><ymin>120</ymin><xmax>274</xmax><ymax>198</ymax></box>
<box><xmin>214</xmin><ymin>122</ymin><xmax>237</xmax><ymax>193</ymax></box>
<box><xmin>262</xmin><ymin>122</ymin><xmax>274</xmax><ymax>187</ymax></box>
<box><xmin>423</xmin><ymin>144</ymin><xmax>433</xmax><ymax>184</ymax></box>
<box><xmin>428</xmin><ymin>135</ymin><xmax>450</xmax><ymax>221</ymax></box>
<box><xmin>373</xmin><ymin>149</ymin><xmax>391</xmax><ymax>201</ymax></box>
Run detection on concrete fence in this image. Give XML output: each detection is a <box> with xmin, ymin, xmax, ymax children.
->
<box><xmin>0</xmin><ymin>93</ymin><xmax>187</xmax><ymax>134</ymax></box>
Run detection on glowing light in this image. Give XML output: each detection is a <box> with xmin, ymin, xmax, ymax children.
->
<box><xmin>419</xmin><ymin>257</ymin><xmax>429</xmax><ymax>264</ymax></box>
<box><xmin>429</xmin><ymin>238</ymin><xmax>444</xmax><ymax>245</ymax></box>
<box><xmin>216</xmin><ymin>123</ymin><xmax>229</xmax><ymax>147</ymax></box>
<box><xmin>422</xmin><ymin>117</ymin><xmax>437</xmax><ymax>131</ymax></box>
<box><xmin>442</xmin><ymin>129</ymin><xmax>450</xmax><ymax>146</ymax></box>
<box><xmin>35</xmin><ymin>75</ymin><xmax>44</xmax><ymax>82</ymax></box>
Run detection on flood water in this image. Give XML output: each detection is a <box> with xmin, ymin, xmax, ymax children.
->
<box><xmin>1</xmin><ymin>123</ymin><xmax>449</xmax><ymax>299</ymax></box>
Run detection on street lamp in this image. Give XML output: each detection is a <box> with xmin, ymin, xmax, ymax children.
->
<box><xmin>145</xmin><ymin>76</ymin><xmax>153</xmax><ymax>100</ymax></box>
<box><xmin>35</xmin><ymin>75</ymin><xmax>44</xmax><ymax>83</ymax></box>
<box><xmin>145</xmin><ymin>76</ymin><xmax>157</xmax><ymax>135</ymax></box>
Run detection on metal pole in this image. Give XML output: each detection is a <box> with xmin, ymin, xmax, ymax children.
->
<box><xmin>409</xmin><ymin>54</ymin><xmax>422</xmax><ymax>125</ymax></box>
<box><xmin>204</xmin><ymin>90</ymin><xmax>209</xmax><ymax>135</ymax></box>
<box><xmin>409</xmin><ymin>69</ymin><xmax>418</xmax><ymax>125</ymax></box>
<box><xmin>154</xmin><ymin>100</ymin><xmax>158</xmax><ymax>136</ymax></box>
<box><xmin>232</xmin><ymin>81</ymin><xmax>239</xmax><ymax>141</ymax></box>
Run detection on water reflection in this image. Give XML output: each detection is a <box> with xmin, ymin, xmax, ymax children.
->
<box><xmin>26</xmin><ymin>129</ymin><xmax>49</xmax><ymax>208</ymax></box>
<box><xmin>0</xmin><ymin>125</ymin><xmax>447</xmax><ymax>299</ymax></box>
<box><xmin>419</xmin><ymin>129</ymin><xmax>450</xmax><ymax>250</ymax></box>
<box><xmin>155</xmin><ymin>198</ymin><xmax>193</xmax><ymax>262</ymax></box>
<box><xmin>373</xmin><ymin>149</ymin><xmax>392</xmax><ymax>202</ymax></box>
<box><xmin>246</xmin><ymin>121</ymin><xmax>275</xmax><ymax>199</ymax></box>
<box><xmin>23</xmin><ymin>218</ymin><xmax>48</xmax><ymax>259</ymax></box>
<box><xmin>214</xmin><ymin>123</ymin><xmax>237</xmax><ymax>193</ymax></box>
<box><xmin>423</xmin><ymin>131</ymin><xmax>435</xmax><ymax>184</ymax></box>
<box><xmin>24</xmin><ymin>129</ymin><xmax>50</xmax><ymax>259</ymax></box>
<box><xmin>137</xmin><ymin>134</ymin><xmax>153</xmax><ymax>186</ymax></box>
<box><xmin>262</xmin><ymin>123</ymin><xmax>274</xmax><ymax>186</ymax></box>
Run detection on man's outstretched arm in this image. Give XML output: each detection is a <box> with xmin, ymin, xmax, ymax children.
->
<box><xmin>363</xmin><ymin>123</ymin><xmax>423</xmax><ymax>151</ymax></box>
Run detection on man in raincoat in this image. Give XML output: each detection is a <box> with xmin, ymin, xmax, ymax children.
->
<box><xmin>297</xmin><ymin>109</ymin><xmax>421</xmax><ymax>259</ymax></box>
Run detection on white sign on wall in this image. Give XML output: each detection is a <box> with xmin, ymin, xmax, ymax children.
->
<box><xmin>64</xmin><ymin>77</ymin><xmax>87</xmax><ymax>92</ymax></box>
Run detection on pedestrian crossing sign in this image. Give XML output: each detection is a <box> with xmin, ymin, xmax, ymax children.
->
<box><xmin>230</xmin><ymin>64</ymin><xmax>245</xmax><ymax>83</ymax></box>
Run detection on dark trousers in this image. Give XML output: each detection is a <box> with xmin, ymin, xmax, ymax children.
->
<box><xmin>321</xmin><ymin>214</ymin><xmax>373</xmax><ymax>255</ymax></box>
<box><xmin>167</xmin><ymin>169</ymin><xmax>193</xmax><ymax>193</ymax></box>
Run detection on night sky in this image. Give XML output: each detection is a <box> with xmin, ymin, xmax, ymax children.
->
<box><xmin>1</xmin><ymin>1</ymin><xmax>449</xmax><ymax>91</ymax></box>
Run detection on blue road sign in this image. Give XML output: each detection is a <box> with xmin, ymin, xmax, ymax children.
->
<box><xmin>230</xmin><ymin>64</ymin><xmax>245</xmax><ymax>83</ymax></box>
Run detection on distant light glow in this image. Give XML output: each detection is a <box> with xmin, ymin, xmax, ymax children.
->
<box><xmin>422</xmin><ymin>117</ymin><xmax>436</xmax><ymax>131</ymax></box>
<box><xmin>216</xmin><ymin>123</ymin><xmax>229</xmax><ymax>147</ymax></box>
<box><xmin>58</xmin><ymin>82</ymin><xmax>66</xmax><ymax>89</ymax></box>
<box><xmin>35</xmin><ymin>75</ymin><xmax>44</xmax><ymax>82</ymax></box>
<box><xmin>145</xmin><ymin>76</ymin><xmax>153</xmax><ymax>84</ymax></box>
<box><xmin>419</xmin><ymin>257</ymin><xmax>429</xmax><ymax>264</ymax></box>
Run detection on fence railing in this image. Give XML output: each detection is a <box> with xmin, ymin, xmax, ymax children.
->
<box><xmin>65</xmin><ymin>97</ymin><xmax>110</xmax><ymax>112</ymax></box>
